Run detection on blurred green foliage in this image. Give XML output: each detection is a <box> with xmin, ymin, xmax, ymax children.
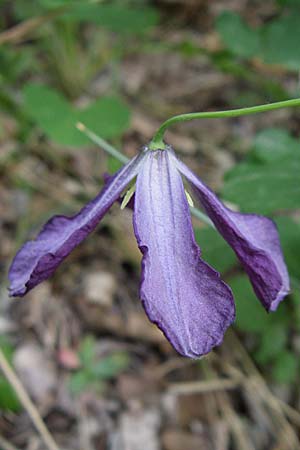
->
<box><xmin>222</xmin><ymin>129</ymin><xmax>300</xmax><ymax>214</ymax></box>
<box><xmin>69</xmin><ymin>336</ymin><xmax>130</xmax><ymax>395</ymax></box>
<box><xmin>194</xmin><ymin>227</ymin><xmax>236</xmax><ymax>274</ymax></box>
<box><xmin>61</xmin><ymin>3</ymin><xmax>159</xmax><ymax>33</ymax></box>
<box><xmin>23</xmin><ymin>83</ymin><xmax>130</xmax><ymax>146</ymax></box>
<box><xmin>0</xmin><ymin>337</ymin><xmax>21</xmax><ymax>412</ymax></box>
<box><xmin>217</xmin><ymin>12</ymin><xmax>261</xmax><ymax>59</ymax></box>
<box><xmin>196</xmin><ymin>126</ymin><xmax>300</xmax><ymax>383</ymax></box>
<box><xmin>15</xmin><ymin>0</ymin><xmax>159</xmax><ymax>33</ymax></box>
<box><xmin>217</xmin><ymin>4</ymin><xmax>300</xmax><ymax>71</ymax></box>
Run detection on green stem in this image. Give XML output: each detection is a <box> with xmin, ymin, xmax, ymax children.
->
<box><xmin>76</xmin><ymin>122</ymin><xmax>129</xmax><ymax>164</ymax></box>
<box><xmin>149</xmin><ymin>97</ymin><xmax>300</xmax><ymax>150</ymax></box>
<box><xmin>190</xmin><ymin>206</ymin><xmax>215</xmax><ymax>228</ymax></box>
<box><xmin>76</xmin><ymin>122</ymin><xmax>214</xmax><ymax>228</ymax></box>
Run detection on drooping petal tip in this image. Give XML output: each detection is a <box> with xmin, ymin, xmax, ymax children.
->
<box><xmin>8</xmin><ymin>152</ymin><xmax>146</xmax><ymax>297</ymax></box>
<box><xmin>175</xmin><ymin>156</ymin><xmax>290</xmax><ymax>312</ymax></box>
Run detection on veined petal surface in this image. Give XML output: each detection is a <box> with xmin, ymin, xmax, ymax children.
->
<box><xmin>9</xmin><ymin>152</ymin><xmax>146</xmax><ymax>297</ymax></box>
<box><xmin>133</xmin><ymin>149</ymin><xmax>235</xmax><ymax>358</ymax></box>
<box><xmin>176</xmin><ymin>156</ymin><xmax>290</xmax><ymax>311</ymax></box>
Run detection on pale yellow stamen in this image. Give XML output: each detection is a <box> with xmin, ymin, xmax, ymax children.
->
<box><xmin>121</xmin><ymin>184</ymin><xmax>136</xmax><ymax>210</ymax></box>
<box><xmin>185</xmin><ymin>190</ymin><xmax>194</xmax><ymax>207</ymax></box>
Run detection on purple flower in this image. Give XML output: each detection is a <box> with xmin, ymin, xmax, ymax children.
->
<box><xmin>8</xmin><ymin>145</ymin><xmax>289</xmax><ymax>357</ymax></box>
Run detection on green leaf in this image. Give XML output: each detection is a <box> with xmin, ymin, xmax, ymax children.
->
<box><xmin>223</xmin><ymin>128</ymin><xmax>300</xmax><ymax>214</ymax></box>
<box><xmin>0</xmin><ymin>377</ymin><xmax>22</xmax><ymax>412</ymax></box>
<box><xmin>0</xmin><ymin>47</ymin><xmax>36</xmax><ymax>83</ymax></box>
<box><xmin>80</xmin><ymin>97</ymin><xmax>130</xmax><ymax>142</ymax></box>
<box><xmin>217</xmin><ymin>9</ymin><xmax>300</xmax><ymax>71</ymax></box>
<box><xmin>91</xmin><ymin>352</ymin><xmax>129</xmax><ymax>379</ymax></box>
<box><xmin>0</xmin><ymin>337</ymin><xmax>15</xmax><ymax>363</ymax></box>
<box><xmin>194</xmin><ymin>226</ymin><xmax>237</xmax><ymax>273</ymax></box>
<box><xmin>38</xmin><ymin>0</ymin><xmax>83</xmax><ymax>8</ymax></box>
<box><xmin>13</xmin><ymin>0</ymin><xmax>44</xmax><ymax>19</ymax></box>
<box><xmin>63</xmin><ymin>4</ymin><xmax>159</xmax><ymax>34</ymax></box>
<box><xmin>276</xmin><ymin>217</ymin><xmax>300</xmax><ymax>279</ymax></box>
<box><xmin>222</xmin><ymin>156</ymin><xmax>300</xmax><ymax>214</ymax></box>
<box><xmin>107</xmin><ymin>156</ymin><xmax>123</xmax><ymax>174</ymax></box>
<box><xmin>69</xmin><ymin>371</ymin><xmax>92</xmax><ymax>395</ymax></box>
<box><xmin>255</xmin><ymin>323</ymin><xmax>287</xmax><ymax>364</ymax></box>
<box><xmin>252</xmin><ymin>128</ymin><xmax>300</xmax><ymax>163</ymax></box>
<box><xmin>23</xmin><ymin>83</ymin><xmax>130</xmax><ymax>147</ymax></box>
<box><xmin>0</xmin><ymin>339</ymin><xmax>21</xmax><ymax>412</ymax></box>
<box><xmin>78</xmin><ymin>335</ymin><xmax>96</xmax><ymax>367</ymax></box>
<box><xmin>262</xmin><ymin>14</ymin><xmax>300</xmax><ymax>70</ymax></box>
<box><xmin>277</xmin><ymin>0</ymin><xmax>300</xmax><ymax>6</ymax></box>
<box><xmin>291</xmin><ymin>288</ymin><xmax>300</xmax><ymax>331</ymax></box>
<box><xmin>230</xmin><ymin>275</ymin><xmax>271</xmax><ymax>332</ymax></box>
<box><xmin>216</xmin><ymin>11</ymin><xmax>261</xmax><ymax>58</ymax></box>
<box><xmin>23</xmin><ymin>83</ymin><xmax>75</xmax><ymax>145</ymax></box>
<box><xmin>272</xmin><ymin>351</ymin><xmax>298</xmax><ymax>383</ymax></box>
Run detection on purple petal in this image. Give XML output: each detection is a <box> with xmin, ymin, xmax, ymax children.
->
<box><xmin>176</xmin><ymin>156</ymin><xmax>290</xmax><ymax>311</ymax></box>
<box><xmin>9</xmin><ymin>152</ymin><xmax>146</xmax><ymax>297</ymax></box>
<box><xmin>103</xmin><ymin>173</ymin><xmax>135</xmax><ymax>210</ymax></box>
<box><xmin>133</xmin><ymin>149</ymin><xmax>235</xmax><ymax>358</ymax></box>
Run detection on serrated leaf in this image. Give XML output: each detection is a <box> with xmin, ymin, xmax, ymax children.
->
<box><xmin>216</xmin><ymin>11</ymin><xmax>261</xmax><ymax>58</ymax></box>
<box><xmin>194</xmin><ymin>226</ymin><xmax>237</xmax><ymax>273</ymax></box>
<box><xmin>23</xmin><ymin>83</ymin><xmax>130</xmax><ymax>147</ymax></box>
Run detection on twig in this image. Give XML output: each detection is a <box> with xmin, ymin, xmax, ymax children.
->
<box><xmin>217</xmin><ymin>391</ymin><xmax>256</xmax><ymax>450</ymax></box>
<box><xmin>224</xmin><ymin>362</ymin><xmax>300</xmax><ymax>429</ymax></box>
<box><xmin>168</xmin><ymin>377</ymin><xmax>241</xmax><ymax>395</ymax></box>
<box><xmin>0</xmin><ymin>348</ymin><xmax>60</xmax><ymax>450</ymax></box>
<box><xmin>0</xmin><ymin>435</ymin><xmax>20</xmax><ymax>450</ymax></box>
<box><xmin>0</xmin><ymin>9</ymin><xmax>65</xmax><ymax>45</ymax></box>
<box><xmin>278</xmin><ymin>401</ymin><xmax>300</xmax><ymax>428</ymax></box>
<box><xmin>227</xmin><ymin>331</ymin><xmax>299</xmax><ymax>450</ymax></box>
<box><xmin>153</xmin><ymin>356</ymin><xmax>196</xmax><ymax>378</ymax></box>
<box><xmin>203</xmin><ymin>359</ymin><xmax>255</xmax><ymax>450</ymax></box>
<box><xmin>0</xmin><ymin>0</ymin><xmax>106</xmax><ymax>46</ymax></box>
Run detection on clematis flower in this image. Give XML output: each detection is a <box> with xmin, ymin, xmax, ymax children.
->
<box><xmin>8</xmin><ymin>145</ymin><xmax>289</xmax><ymax>358</ymax></box>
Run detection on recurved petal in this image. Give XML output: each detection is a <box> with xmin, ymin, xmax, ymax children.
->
<box><xmin>176</xmin><ymin>157</ymin><xmax>290</xmax><ymax>311</ymax></box>
<box><xmin>9</xmin><ymin>152</ymin><xmax>146</xmax><ymax>297</ymax></box>
<box><xmin>133</xmin><ymin>149</ymin><xmax>235</xmax><ymax>358</ymax></box>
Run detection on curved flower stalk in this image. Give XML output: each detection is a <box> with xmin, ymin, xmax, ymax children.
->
<box><xmin>8</xmin><ymin>145</ymin><xmax>289</xmax><ymax>358</ymax></box>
